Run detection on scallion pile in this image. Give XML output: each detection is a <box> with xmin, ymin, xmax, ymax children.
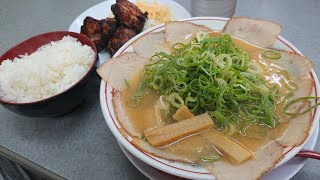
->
<box><xmin>134</xmin><ymin>32</ymin><xmax>279</xmax><ymax>131</ymax></box>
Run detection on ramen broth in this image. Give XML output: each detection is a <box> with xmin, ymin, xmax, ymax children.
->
<box><xmin>119</xmin><ymin>32</ymin><xmax>292</xmax><ymax>163</ymax></box>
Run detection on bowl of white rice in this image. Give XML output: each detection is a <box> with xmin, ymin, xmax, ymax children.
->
<box><xmin>0</xmin><ymin>31</ymin><xmax>97</xmax><ymax>117</ymax></box>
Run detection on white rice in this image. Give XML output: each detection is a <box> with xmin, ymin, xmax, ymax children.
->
<box><xmin>0</xmin><ymin>36</ymin><xmax>94</xmax><ymax>103</ymax></box>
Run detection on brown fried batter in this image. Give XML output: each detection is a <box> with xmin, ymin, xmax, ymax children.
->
<box><xmin>81</xmin><ymin>0</ymin><xmax>147</xmax><ymax>54</ymax></box>
<box><xmin>107</xmin><ymin>27</ymin><xmax>137</xmax><ymax>56</ymax></box>
<box><xmin>81</xmin><ymin>17</ymin><xmax>117</xmax><ymax>52</ymax></box>
<box><xmin>111</xmin><ymin>0</ymin><xmax>148</xmax><ymax>33</ymax></box>
<box><xmin>100</xmin><ymin>18</ymin><xmax>117</xmax><ymax>40</ymax></box>
<box><xmin>81</xmin><ymin>17</ymin><xmax>105</xmax><ymax>52</ymax></box>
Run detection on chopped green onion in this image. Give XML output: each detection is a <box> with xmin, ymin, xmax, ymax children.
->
<box><xmin>200</xmin><ymin>155</ymin><xmax>220</xmax><ymax>162</ymax></box>
<box><xmin>128</xmin><ymin>79</ymin><xmax>146</xmax><ymax>108</ymax></box>
<box><xmin>124</xmin><ymin>79</ymin><xmax>131</xmax><ymax>89</ymax></box>
<box><xmin>166</xmin><ymin>92</ymin><xmax>184</xmax><ymax>108</ymax></box>
<box><xmin>134</xmin><ymin>32</ymin><xmax>279</xmax><ymax>129</ymax></box>
<box><xmin>283</xmin><ymin>80</ymin><xmax>299</xmax><ymax>91</ymax></box>
<box><xmin>140</xmin><ymin>135</ymin><xmax>146</xmax><ymax>140</ymax></box>
<box><xmin>277</xmin><ymin>91</ymin><xmax>294</xmax><ymax>104</ymax></box>
<box><xmin>262</xmin><ymin>49</ymin><xmax>282</xmax><ymax>60</ymax></box>
<box><xmin>283</xmin><ymin>96</ymin><xmax>320</xmax><ymax>116</ymax></box>
<box><xmin>224</xmin><ymin>123</ymin><xmax>237</xmax><ymax>135</ymax></box>
<box><xmin>247</xmin><ymin>62</ymin><xmax>263</xmax><ymax>74</ymax></box>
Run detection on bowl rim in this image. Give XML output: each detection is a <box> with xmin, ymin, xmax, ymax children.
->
<box><xmin>99</xmin><ymin>17</ymin><xmax>320</xmax><ymax>179</ymax></box>
<box><xmin>0</xmin><ymin>31</ymin><xmax>97</xmax><ymax>105</ymax></box>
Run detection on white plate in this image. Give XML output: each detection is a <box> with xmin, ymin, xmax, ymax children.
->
<box><xmin>119</xmin><ymin>123</ymin><xmax>319</xmax><ymax>180</ymax></box>
<box><xmin>68</xmin><ymin>0</ymin><xmax>191</xmax><ymax>66</ymax></box>
<box><xmin>100</xmin><ymin>17</ymin><xmax>320</xmax><ymax>179</ymax></box>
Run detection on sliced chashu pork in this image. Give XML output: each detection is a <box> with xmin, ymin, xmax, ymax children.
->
<box><xmin>165</xmin><ymin>21</ymin><xmax>212</xmax><ymax>46</ymax></box>
<box><xmin>223</xmin><ymin>17</ymin><xmax>282</xmax><ymax>48</ymax></box>
<box><xmin>132</xmin><ymin>138</ymin><xmax>194</xmax><ymax>163</ymax></box>
<box><xmin>97</xmin><ymin>52</ymin><xmax>159</xmax><ymax>137</ymax></box>
<box><xmin>205</xmin><ymin>141</ymin><xmax>284</xmax><ymax>180</ymax></box>
<box><xmin>278</xmin><ymin>101</ymin><xmax>313</xmax><ymax>147</ymax></box>
<box><xmin>97</xmin><ymin>52</ymin><xmax>148</xmax><ymax>91</ymax></box>
<box><xmin>132</xmin><ymin>32</ymin><xmax>172</xmax><ymax>59</ymax></box>
<box><xmin>265</xmin><ymin>50</ymin><xmax>315</xmax><ymax>147</ymax></box>
<box><xmin>271</xmin><ymin>51</ymin><xmax>314</xmax><ymax>78</ymax></box>
<box><xmin>113</xmin><ymin>92</ymin><xmax>142</xmax><ymax>137</ymax></box>
<box><xmin>277</xmin><ymin>76</ymin><xmax>314</xmax><ymax>147</ymax></box>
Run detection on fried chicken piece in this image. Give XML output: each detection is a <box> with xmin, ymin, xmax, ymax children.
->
<box><xmin>111</xmin><ymin>0</ymin><xmax>148</xmax><ymax>33</ymax></box>
<box><xmin>81</xmin><ymin>17</ymin><xmax>118</xmax><ymax>52</ymax></box>
<box><xmin>100</xmin><ymin>18</ymin><xmax>117</xmax><ymax>40</ymax></box>
<box><xmin>81</xmin><ymin>16</ymin><xmax>105</xmax><ymax>52</ymax></box>
<box><xmin>107</xmin><ymin>27</ymin><xmax>137</xmax><ymax>56</ymax></box>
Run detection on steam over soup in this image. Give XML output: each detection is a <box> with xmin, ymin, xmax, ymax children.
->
<box><xmin>98</xmin><ymin>18</ymin><xmax>317</xmax><ymax>179</ymax></box>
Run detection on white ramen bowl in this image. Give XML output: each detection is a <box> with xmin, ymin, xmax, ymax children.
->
<box><xmin>100</xmin><ymin>17</ymin><xmax>320</xmax><ymax>179</ymax></box>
